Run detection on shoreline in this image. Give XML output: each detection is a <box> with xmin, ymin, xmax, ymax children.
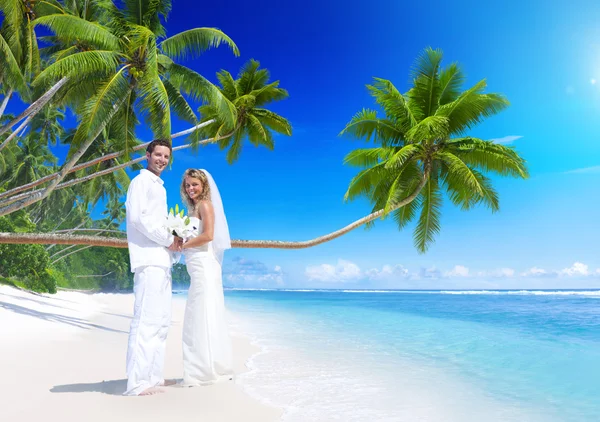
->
<box><xmin>0</xmin><ymin>285</ymin><xmax>282</xmax><ymax>422</ymax></box>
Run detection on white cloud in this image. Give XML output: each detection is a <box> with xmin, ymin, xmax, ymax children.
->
<box><xmin>521</xmin><ymin>266</ymin><xmax>554</xmax><ymax>277</ymax></box>
<box><xmin>305</xmin><ymin>259</ymin><xmax>362</xmax><ymax>283</ymax></box>
<box><xmin>224</xmin><ymin>257</ymin><xmax>284</xmax><ymax>287</ymax></box>
<box><xmin>559</xmin><ymin>262</ymin><xmax>589</xmax><ymax>277</ymax></box>
<box><xmin>365</xmin><ymin>264</ymin><xmax>410</xmax><ymax>281</ymax></box>
<box><xmin>564</xmin><ymin>165</ymin><xmax>600</xmax><ymax>174</ymax></box>
<box><xmin>491</xmin><ymin>135</ymin><xmax>523</xmax><ymax>144</ymax></box>
<box><xmin>418</xmin><ymin>267</ymin><xmax>442</xmax><ymax>279</ymax></box>
<box><xmin>444</xmin><ymin>265</ymin><xmax>470</xmax><ymax>277</ymax></box>
<box><xmin>520</xmin><ymin>262</ymin><xmax>595</xmax><ymax>278</ymax></box>
<box><xmin>491</xmin><ymin>268</ymin><xmax>515</xmax><ymax>278</ymax></box>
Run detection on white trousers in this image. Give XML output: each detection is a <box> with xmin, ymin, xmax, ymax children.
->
<box><xmin>182</xmin><ymin>251</ymin><xmax>233</xmax><ymax>386</ymax></box>
<box><xmin>124</xmin><ymin>266</ymin><xmax>172</xmax><ymax>396</ymax></box>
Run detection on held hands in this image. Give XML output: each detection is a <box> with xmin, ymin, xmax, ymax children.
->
<box><xmin>168</xmin><ymin>236</ymin><xmax>184</xmax><ymax>252</ymax></box>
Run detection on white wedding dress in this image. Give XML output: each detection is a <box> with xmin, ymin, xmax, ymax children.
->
<box><xmin>182</xmin><ymin>217</ymin><xmax>233</xmax><ymax>386</ymax></box>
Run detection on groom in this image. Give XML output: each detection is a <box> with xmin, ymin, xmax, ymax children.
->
<box><xmin>124</xmin><ymin>138</ymin><xmax>182</xmax><ymax>396</ymax></box>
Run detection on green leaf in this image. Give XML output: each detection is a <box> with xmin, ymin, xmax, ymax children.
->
<box><xmin>160</xmin><ymin>27</ymin><xmax>239</xmax><ymax>60</ymax></box>
<box><xmin>414</xmin><ymin>176</ymin><xmax>442</xmax><ymax>253</ymax></box>
<box><xmin>34</xmin><ymin>14</ymin><xmax>121</xmax><ymax>51</ymax></box>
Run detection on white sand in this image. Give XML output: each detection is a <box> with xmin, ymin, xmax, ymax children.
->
<box><xmin>0</xmin><ymin>285</ymin><xmax>281</xmax><ymax>421</ymax></box>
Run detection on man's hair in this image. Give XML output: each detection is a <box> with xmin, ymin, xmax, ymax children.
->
<box><xmin>146</xmin><ymin>138</ymin><xmax>172</xmax><ymax>154</ymax></box>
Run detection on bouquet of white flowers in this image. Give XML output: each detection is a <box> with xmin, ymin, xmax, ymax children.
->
<box><xmin>165</xmin><ymin>204</ymin><xmax>197</xmax><ymax>240</ymax></box>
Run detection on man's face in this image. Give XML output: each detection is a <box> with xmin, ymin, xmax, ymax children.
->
<box><xmin>146</xmin><ymin>145</ymin><xmax>171</xmax><ymax>176</ymax></box>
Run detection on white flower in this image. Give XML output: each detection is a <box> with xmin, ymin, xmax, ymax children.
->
<box><xmin>165</xmin><ymin>204</ymin><xmax>197</xmax><ymax>240</ymax></box>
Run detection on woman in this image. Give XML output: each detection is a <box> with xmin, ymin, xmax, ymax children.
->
<box><xmin>180</xmin><ymin>168</ymin><xmax>233</xmax><ymax>386</ymax></box>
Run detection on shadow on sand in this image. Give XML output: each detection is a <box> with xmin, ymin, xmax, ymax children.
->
<box><xmin>50</xmin><ymin>379</ymin><xmax>127</xmax><ymax>396</ymax></box>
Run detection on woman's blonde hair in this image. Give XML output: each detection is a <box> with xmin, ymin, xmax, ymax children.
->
<box><xmin>181</xmin><ymin>169</ymin><xmax>211</xmax><ymax>213</ymax></box>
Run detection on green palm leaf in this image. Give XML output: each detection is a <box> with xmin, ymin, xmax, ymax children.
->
<box><xmin>414</xmin><ymin>177</ymin><xmax>442</xmax><ymax>253</ymax></box>
<box><xmin>0</xmin><ymin>32</ymin><xmax>28</xmax><ymax>93</ymax></box>
<box><xmin>160</xmin><ymin>28</ymin><xmax>239</xmax><ymax>60</ymax></box>
<box><xmin>436</xmin><ymin>80</ymin><xmax>509</xmax><ymax>135</ymax></box>
<box><xmin>33</xmin><ymin>50</ymin><xmax>121</xmax><ymax>89</ymax></box>
<box><xmin>35</xmin><ymin>14</ymin><xmax>121</xmax><ymax>51</ymax></box>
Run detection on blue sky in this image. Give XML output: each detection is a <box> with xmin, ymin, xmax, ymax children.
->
<box><xmin>11</xmin><ymin>0</ymin><xmax>600</xmax><ymax>289</ymax></box>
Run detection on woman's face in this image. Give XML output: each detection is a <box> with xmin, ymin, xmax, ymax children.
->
<box><xmin>184</xmin><ymin>176</ymin><xmax>203</xmax><ymax>202</ymax></box>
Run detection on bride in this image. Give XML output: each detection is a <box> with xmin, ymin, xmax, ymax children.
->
<box><xmin>180</xmin><ymin>168</ymin><xmax>233</xmax><ymax>385</ymax></box>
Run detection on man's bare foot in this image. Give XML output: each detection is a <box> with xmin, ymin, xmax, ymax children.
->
<box><xmin>161</xmin><ymin>379</ymin><xmax>177</xmax><ymax>387</ymax></box>
<box><xmin>139</xmin><ymin>387</ymin><xmax>164</xmax><ymax>396</ymax></box>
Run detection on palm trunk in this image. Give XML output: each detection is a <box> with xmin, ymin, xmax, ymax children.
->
<box><xmin>0</xmin><ymin>89</ymin><xmax>14</xmax><ymax>120</ymax></box>
<box><xmin>0</xmin><ymin>130</ymin><xmax>232</xmax><ymax>208</ymax></box>
<box><xmin>0</xmin><ymin>167</ymin><xmax>431</xmax><ymax>249</ymax></box>
<box><xmin>50</xmin><ymin>244</ymin><xmax>78</xmax><ymax>259</ymax></box>
<box><xmin>0</xmin><ymin>119</ymin><xmax>216</xmax><ymax>201</ymax></box>
<box><xmin>0</xmin><ymin>77</ymin><xmax>68</xmax><ymax>139</ymax></box>
<box><xmin>47</xmin><ymin>220</ymin><xmax>87</xmax><ymax>251</ymax></box>
<box><xmin>0</xmin><ymin>176</ymin><xmax>427</xmax><ymax>249</ymax></box>
<box><xmin>0</xmin><ymin>92</ymin><xmax>126</xmax><ymax>216</ymax></box>
<box><xmin>51</xmin><ymin>245</ymin><xmax>92</xmax><ymax>265</ymax></box>
<box><xmin>0</xmin><ymin>114</ymin><xmax>32</xmax><ymax>151</ymax></box>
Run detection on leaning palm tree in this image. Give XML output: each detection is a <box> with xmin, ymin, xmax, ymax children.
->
<box><xmin>197</xmin><ymin>59</ymin><xmax>292</xmax><ymax>163</ymax></box>
<box><xmin>0</xmin><ymin>48</ymin><xmax>528</xmax><ymax>252</ymax></box>
<box><xmin>0</xmin><ymin>59</ymin><xmax>292</xmax><ymax>208</ymax></box>
<box><xmin>340</xmin><ymin>47</ymin><xmax>527</xmax><ymax>252</ymax></box>
<box><xmin>0</xmin><ymin>0</ymin><xmax>239</xmax><ymax>216</ymax></box>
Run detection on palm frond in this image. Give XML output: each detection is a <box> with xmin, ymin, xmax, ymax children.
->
<box><xmin>168</xmin><ymin>63</ymin><xmax>236</xmax><ymax>129</ymax></box>
<box><xmin>436</xmin><ymin>80</ymin><xmax>509</xmax><ymax>135</ymax></box>
<box><xmin>33</xmin><ymin>50</ymin><xmax>120</xmax><ymax>90</ymax></box>
<box><xmin>160</xmin><ymin>27</ymin><xmax>239</xmax><ymax>60</ymax></box>
<box><xmin>343</xmin><ymin>162</ymin><xmax>387</xmax><ymax>202</ymax></box>
<box><xmin>252</xmin><ymin>108</ymin><xmax>292</xmax><ymax>136</ymax></box>
<box><xmin>339</xmin><ymin>109</ymin><xmax>403</xmax><ymax>144</ymax></box>
<box><xmin>408</xmin><ymin>47</ymin><xmax>443</xmax><ymax>118</ymax></box>
<box><xmin>384</xmin><ymin>144</ymin><xmax>421</xmax><ymax>169</ymax></box>
<box><xmin>405</xmin><ymin>115</ymin><xmax>449</xmax><ymax>143</ymax></box>
<box><xmin>71</xmin><ymin>66</ymin><xmax>131</xmax><ymax>149</ymax></box>
<box><xmin>237</xmin><ymin>59</ymin><xmax>268</xmax><ymax>93</ymax></box>
<box><xmin>162</xmin><ymin>78</ymin><xmax>197</xmax><ymax>125</ymax></box>
<box><xmin>216</xmin><ymin>69</ymin><xmax>238</xmax><ymax>100</ymax></box>
<box><xmin>34</xmin><ymin>14</ymin><xmax>121</xmax><ymax>51</ymax></box>
<box><xmin>437</xmin><ymin>62</ymin><xmax>464</xmax><ymax>105</ymax></box>
<box><xmin>413</xmin><ymin>176</ymin><xmax>442</xmax><ymax>253</ymax></box>
<box><xmin>246</xmin><ymin>114</ymin><xmax>272</xmax><ymax>148</ymax></box>
<box><xmin>343</xmin><ymin>147</ymin><xmax>394</xmax><ymax>168</ymax></box>
<box><xmin>0</xmin><ymin>32</ymin><xmax>28</xmax><ymax>93</ymax></box>
<box><xmin>367</xmin><ymin>77</ymin><xmax>416</xmax><ymax>130</ymax></box>
<box><xmin>446</xmin><ymin>137</ymin><xmax>528</xmax><ymax>178</ymax></box>
<box><xmin>251</xmin><ymin>81</ymin><xmax>288</xmax><ymax>106</ymax></box>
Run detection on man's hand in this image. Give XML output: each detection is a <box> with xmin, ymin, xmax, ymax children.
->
<box><xmin>168</xmin><ymin>236</ymin><xmax>183</xmax><ymax>252</ymax></box>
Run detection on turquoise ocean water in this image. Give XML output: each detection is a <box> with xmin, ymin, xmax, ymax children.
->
<box><xmin>184</xmin><ymin>289</ymin><xmax>600</xmax><ymax>421</ymax></box>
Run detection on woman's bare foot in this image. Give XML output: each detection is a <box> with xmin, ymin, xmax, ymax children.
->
<box><xmin>139</xmin><ymin>387</ymin><xmax>164</xmax><ymax>396</ymax></box>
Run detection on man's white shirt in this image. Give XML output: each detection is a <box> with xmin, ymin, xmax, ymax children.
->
<box><xmin>126</xmin><ymin>169</ymin><xmax>175</xmax><ymax>272</ymax></box>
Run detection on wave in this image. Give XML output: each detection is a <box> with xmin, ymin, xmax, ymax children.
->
<box><xmin>226</xmin><ymin>288</ymin><xmax>600</xmax><ymax>297</ymax></box>
<box><xmin>437</xmin><ymin>290</ymin><xmax>600</xmax><ymax>296</ymax></box>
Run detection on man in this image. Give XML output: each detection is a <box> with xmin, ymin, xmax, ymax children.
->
<box><xmin>124</xmin><ymin>139</ymin><xmax>182</xmax><ymax>396</ymax></box>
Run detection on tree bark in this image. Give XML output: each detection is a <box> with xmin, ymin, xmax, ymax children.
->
<box><xmin>0</xmin><ymin>92</ymin><xmax>126</xmax><ymax>216</ymax></box>
<box><xmin>0</xmin><ymin>114</ymin><xmax>32</xmax><ymax>151</ymax></box>
<box><xmin>0</xmin><ymin>119</ymin><xmax>216</xmax><ymax>201</ymax></box>
<box><xmin>0</xmin><ymin>175</ymin><xmax>427</xmax><ymax>249</ymax></box>
<box><xmin>0</xmin><ymin>130</ymin><xmax>233</xmax><ymax>208</ymax></box>
<box><xmin>0</xmin><ymin>89</ymin><xmax>14</xmax><ymax>120</ymax></box>
<box><xmin>0</xmin><ymin>77</ymin><xmax>68</xmax><ymax>139</ymax></box>
<box><xmin>0</xmin><ymin>166</ymin><xmax>431</xmax><ymax>249</ymax></box>
<box><xmin>51</xmin><ymin>245</ymin><xmax>92</xmax><ymax>264</ymax></box>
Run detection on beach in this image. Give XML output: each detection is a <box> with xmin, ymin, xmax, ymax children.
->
<box><xmin>3</xmin><ymin>285</ymin><xmax>600</xmax><ymax>421</ymax></box>
<box><xmin>0</xmin><ymin>285</ymin><xmax>281</xmax><ymax>422</ymax></box>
